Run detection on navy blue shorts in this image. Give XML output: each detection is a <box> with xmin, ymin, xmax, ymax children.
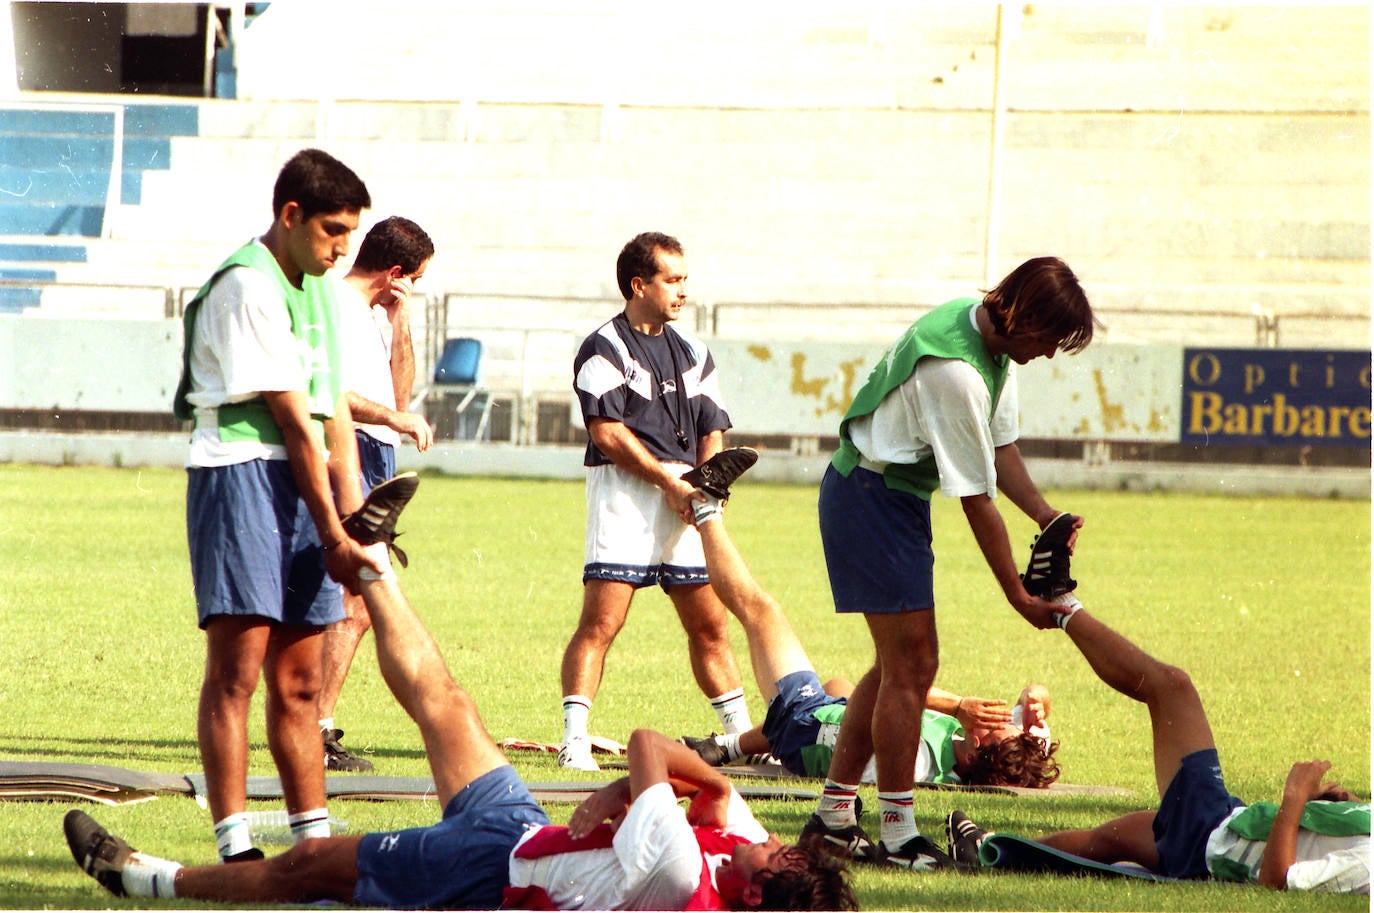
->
<box><xmin>354</xmin><ymin>430</ymin><xmax>396</xmax><ymax>496</ymax></box>
<box><xmin>818</xmin><ymin>464</ymin><xmax>934</xmax><ymax>614</ymax></box>
<box><xmin>186</xmin><ymin>461</ymin><xmax>343</xmax><ymax>630</ymax></box>
<box><xmin>1152</xmin><ymin>748</ymin><xmax>1244</xmax><ymax>879</ymax></box>
<box><xmin>762</xmin><ymin>670</ymin><xmax>846</xmax><ymax>777</ymax></box>
<box><xmin>354</xmin><ymin>766</ymin><xmax>549</xmax><ymax>909</ymax></box>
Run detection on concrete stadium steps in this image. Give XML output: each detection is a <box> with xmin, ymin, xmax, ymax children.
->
<box><xmin>0</xmin><ymin>102</ymin><xmax>199</xmax><ymax>240</ymax></box>
<box><xmin>5</xmin><ymin>6</ymin><xmax>1366</xmax><ymax>344</ymax></box>
<box><xmin>107</xmin><ymin>105</ymin><xmax>1367</xmax><ymax>311</ymax></box>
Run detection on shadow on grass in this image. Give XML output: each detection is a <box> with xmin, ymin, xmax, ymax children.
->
<box><xmin>0</xmin><ymin>735</ymin><xmax>200</xmax><ymax>768</ymax></box>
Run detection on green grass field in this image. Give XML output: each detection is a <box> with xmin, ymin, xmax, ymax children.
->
<box><xmin>0</xmin><ymin>463</ymin><xmax>1367</xmax><ymax>911</ymax></box>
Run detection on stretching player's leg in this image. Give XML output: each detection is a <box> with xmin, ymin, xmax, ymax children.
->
<box><xmin>694</xmin><ymin>511</ymin><xmax>812</xmax><ymax>701</ymax></box>
<box><xmin>1058</xmin><ymin>601</ymin><xmax>1215</xmax><ymax>797</ymax></box>
<box><xmin>353</xmin><ymin>555</ymin><xmax>509</xmax><ymax>806</ymax></box>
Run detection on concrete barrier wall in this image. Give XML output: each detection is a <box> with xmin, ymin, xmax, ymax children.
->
<box><xmin>714</xmin><ymin>339</ymin><xmax>1187</xmax><ymax>441</ymax></box>
<box><xmin>0</xmin><ymin>314</ymin><xmax>1283</xmax><ymax>444</ymax></box>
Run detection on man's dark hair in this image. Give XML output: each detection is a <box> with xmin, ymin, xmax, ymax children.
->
<box><xmin>963</xmin><ymin>732</ymin><xmax>1061</xmax><ymax>789</ymax></box>
<box><xmin>272</xmin><ymin>148</ymin><xmax>371</xmax><ymax>221</ymax></box>
<box><xmin>616</xmin><ymin>231</ymin><xmax>684</xmax><ymax>300</ymax></box>
<box><xmin>982</xmin><ymin>256</ymin><xmax>1096</xmax><ymax>354</ymax></box>
<box><xmin>752</xmin><ymin>838</ymin><xmax>857</xmax><ymax>911</ymax></box>
<box><xmin>353</xmin><ymin>216</ymin><xmax>435</xmax><ymax>275</ymax></box>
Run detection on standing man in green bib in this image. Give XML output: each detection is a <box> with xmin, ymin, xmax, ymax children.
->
<box><xmin>173</xmin><ymin>149</ymin><xmax>381</xmax><ymax>862</ymax></box>
<box><xmin>800</xmin><ymin>257</ymin><xmax>1096</xmax><ymax>869</ymax></box>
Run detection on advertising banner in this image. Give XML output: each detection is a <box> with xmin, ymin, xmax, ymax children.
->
<box><xmin>1180</xmin><ymin>349</ymin><xmax>1371</xmax><ymax>448</ymax></box>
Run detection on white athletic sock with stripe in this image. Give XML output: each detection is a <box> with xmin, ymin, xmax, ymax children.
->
<box><xmin>817</xmin><ymin>780</ymin><xmax>862</xmax><ymax>829</ymax></box>
<box><xmin>692</xmin><ymin>495</ymin><xmax>724</xmax><ymax>527</ymax></box>
<box><xmin>710</xmin><ymin>689</ymin><xmax>752</xmax><ymax>734</ymax></box>
<box><xmin>1054</xmin><ymin>592</ymin><xmax>1083</xmax><ymax>630</ymax></box>
<box><xmin>213</xmin><ymin>812</ymin><xmax>252</xmax><ymax>860</ymax></box>
<box><xmin>120</xmin><ymin>852</ymin><xmax>182</xmax><ymax>898</ymax></box>
<box><xmin>877</xmin><ymin>791</ymin><xmax>919</xmax><ymax>849</ymax></box>
<box><xmin>562</xmin><ymin>695</ymin><xmax>592</xmax><ymax>744</ymax></box>
<box><xmin>714</xmin><ymin>732</ymin><xmax>745</xmax><ymax>763</ymax></box>
<box><xmin>291</xmin><ymin>808</ymin><xmax>332</xmax><ymax>841</ymax></box>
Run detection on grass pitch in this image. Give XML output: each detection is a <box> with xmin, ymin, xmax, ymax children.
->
<box><xmin>0</xmin><ymin>462</ymin><xmax>1367</xmax><ymax>911</ymax></box>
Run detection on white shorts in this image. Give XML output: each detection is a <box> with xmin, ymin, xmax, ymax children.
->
<box><xmin>583</xmin><ymin>462</ymin><xmax>709</xmax><ymax>589</ymax></box>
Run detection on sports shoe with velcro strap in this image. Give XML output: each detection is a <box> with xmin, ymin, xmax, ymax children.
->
<box><xmin>946</xmin><ymin>809</ymin><xmax>988</xmax><ymax>866</ymax></box>
<box><xmin>64</xmin><ymin>809</ymin><xmax>133</xmax><ymax>896</ymax></box>
<box><xmin>681</xmin><ymin>447</ymin><xmax>759</xmax><ymax>501</ymax></box>
<box><xmin>342</xmin><ymin>471</ymin><xmax>419</xmax><ymax>567</ymax></box>
<box><xmin>878</xmin><ymin>833</ymin><xmax>958</xmax><ymax>871</ymax></box>
<box><xmin>323</xmin><ymin>728</ymin><xmax>375</xmax><ymax>773</ymax></box>
<box><xmin>799</xmin><ymin>813</ymin><xmax>878</xmax><ymax>862</ymax></box>
<box><xmin>1020</xmin><ymin>511</ymin><xmax>1079</xmax><ymax>598</ymax></box>
<box><xmin>681</xmin><ymin>734</ymin><xmax>729</xmax><ymax>767</ymax></box>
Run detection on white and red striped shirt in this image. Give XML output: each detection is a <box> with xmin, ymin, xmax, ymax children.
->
<box><xmin>504</xmin><ymin>783</ymin><xmax>767</xmax><ymax>910</ymax></box>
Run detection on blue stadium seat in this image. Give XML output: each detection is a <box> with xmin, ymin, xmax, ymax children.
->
<box><xmin>417</xmin><ymin>337</ymin><xmax>494</xmax><ymax>440</ymax></box>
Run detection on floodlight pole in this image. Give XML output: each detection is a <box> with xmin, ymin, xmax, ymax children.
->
<box><xmin>983</xmin><ymin>3</ymin><xmax>1010</xmax><ymax>288</ymax></box>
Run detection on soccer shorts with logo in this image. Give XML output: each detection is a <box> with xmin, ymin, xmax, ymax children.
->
<box><xmin>583</xmin><ymin>462</ymin><xmax>709</xmax><ymax>588</ymax></box>
<box><xmin>354</xmin><ymin>765</ymin><xmax>550</xmax><ymax>909</ymax></box>
<box><xmin>762</xmin><ymin>670</ymin><xmax>848</xmax><ymax>777</ymax></box>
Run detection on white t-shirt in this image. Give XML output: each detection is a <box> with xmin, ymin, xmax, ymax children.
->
<box><xmin>184</xmin><ymin>259</ymin><xmax>317</xmax><ymax>468</ymax></box>
<box><xmin>845</xmin><ymin>308</ymin><xmax>1019</xmax><ymax>498</ymax></box>
<box><xmin>1206</xmin><ymin>806</ymin><xmax>1371</xmax><ymax>894</ymax></box>
<box><xmin>507</xmin><ymin>782</ymin><xmax>768</xmax><ymax>910</ymax></box>
<box><xmin>332</xmin><ymin>275</ymin><xmax>401</xmax><ymax>447</ymax></box>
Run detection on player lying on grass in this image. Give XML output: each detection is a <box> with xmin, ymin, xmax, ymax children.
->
<box><xmin>64</xmin><ymin>475</ymin><xmax>855</xmax><ymax>911</ymax></box>
<box><xmin>683</xmin><ymin>681</ymin><xmax>1056</xmax><ymax>790</ymax></box>
<box><xmin>945</xmin><ymin>592</ymin><xmax>1369</xmax><ymax>894</ymax></box>
<box><xmin>677</xmin><ymin>451</ymin><xmax>1059</xmax><ymax>794</ymax></box>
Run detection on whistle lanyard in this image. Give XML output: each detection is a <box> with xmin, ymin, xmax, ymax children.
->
<box><xmin>615</xmin><ymin>312</ymin><xmax>690</xmax><ymax>450</ymax></box>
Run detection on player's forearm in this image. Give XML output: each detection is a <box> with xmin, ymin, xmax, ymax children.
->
<box><xmin>1256</xmin><ymin>798</ymin><xmax>1303</xmax><ymax>889</ymax></box>
<box><xmin>993</xmin><ymin>443</ymin><xmax>1057</xmax><ymax>528</ymax></box>
<box><xmin>590</xmin><ymin>420</ymin><xmax>681</xmax><ymax>490</ymax></box>
<box><xmin>926</xmin><ymin>687</ymin><xmax>961</xmax><ymax>715</ymax></box>
<box><xmin>324</xmin><ymin>398</ymin><xmax>365</xmax><ymax>517</ymax></box>
<box><xmin>346</xmin><ymin>391</ymin><xmax>398</xmax><ymax>428</ymax></box>
<box><xmin>390</xmin><ymin>328</ymin><xmax>416</xmax><ymax>408</ymax></box>
<box><xmin>264</xmin><ymin>391</ymin><xmax>347</xmax><ymax>546</ymax></box>
<box><xmin>961</xmin><ymin>493</ymin><xmax>1026</xmax><ymax>603</ymax></box>
<box><xmin>695</xmin><ymin>429</ymin><xmax>723</xmax><ymax>464</ymax></box>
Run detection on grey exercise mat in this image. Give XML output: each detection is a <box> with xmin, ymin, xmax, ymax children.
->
<box><xmin>0</xmin><ymin>761</ymin><xmax>194</xmax><ymax>805</ymax></box>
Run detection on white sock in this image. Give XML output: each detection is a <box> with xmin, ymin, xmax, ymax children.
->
<box><xmin>1054</xmin><ymin>592</ymin><xmax>1083</xmax><ymax>630</ymax></box>
<box><xmin>877</xmin><ymin>791</ymin><xmax>919</xmax><ymax>848</ymax></box>
<box><xmin>818</xmin><ymin>780</ymin><xmax>861</xmax><ymax>828</ymax></box>
<box><xmin>290</xmin><ymin>808</ymin><xmax>331</xmax><ymax>842</ymax></box>
<box><xmin>710</xmin><ymin>689</ymin><xmax>752</xmax><ymax>734</ymax></box>
<box><xmin>121</xmin><ymin>852</ymin><xmax>182</xmax><ymax>898</ymax></box>
<box><xmin>716</xmin><ymin>732</ymin><xmax>745</xmax><ymax>763</ymax></box>
<box><xmin>213</xmin><ymin>812</ymin><xmax>252</xmax><ymax>859</ymax></box>
<box><xmin>318</xmin><ymin>717</ymin><xmax>334</xmax><ymax>732</ymax></box>
<box><xmin>562</xmin><ymin>695</ymin><xmax>592</xmax><ymax>744</ymax></box>
<box><xmin>692</xmin><ymin>495</ymin><xmax>724</xmax><ymax>527</ymax></box>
